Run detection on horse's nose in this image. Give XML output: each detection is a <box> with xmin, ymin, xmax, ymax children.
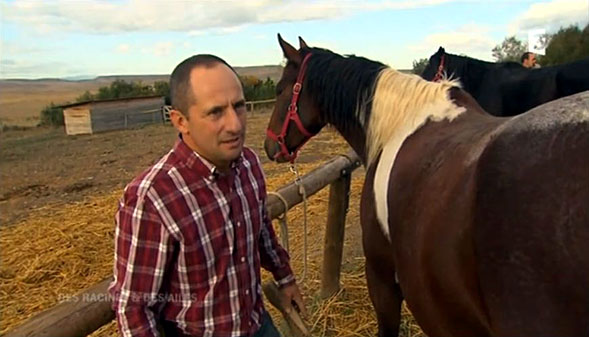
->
<box><xmin>264</xmin><ymin>138</ymin><xmax>279</xmax><ymax>161</ymax></box>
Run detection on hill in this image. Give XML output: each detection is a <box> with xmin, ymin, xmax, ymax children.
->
<box><xmin>0</xmin><ymin>65</ymin><xmax>283</xmax><ymax>127</ymax></box>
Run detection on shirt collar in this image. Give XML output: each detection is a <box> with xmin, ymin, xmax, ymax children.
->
<box><xmin>174</xmin><ymin>134</ymin><xmax>244</xmax><ymax>181</ymax></box>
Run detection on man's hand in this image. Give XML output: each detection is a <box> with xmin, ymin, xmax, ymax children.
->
<box><xmin>279</xmin><ymin>282</ymin><xmax>307</xmax><ymax>318</ymax></box>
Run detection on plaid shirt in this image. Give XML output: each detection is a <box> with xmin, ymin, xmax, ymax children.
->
<box><xmin>109</xmin><ymin>138</ymin><xmax>294</xmax><ymax>337</ymax></box>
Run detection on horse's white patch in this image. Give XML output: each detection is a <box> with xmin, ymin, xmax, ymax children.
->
<box><xmin>372</xmin><ymin>94</ymin><xmax>465</xmax><ymax>241</ymax></box>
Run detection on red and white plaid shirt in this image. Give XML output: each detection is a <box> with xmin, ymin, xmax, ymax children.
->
<box><xmin>109</xmin><ymin>138</ymin><xmax>294</xmax><ymax>337</ymax></box>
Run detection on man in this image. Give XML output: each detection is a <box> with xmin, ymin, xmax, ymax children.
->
<box><xmin>521</xmin><ymin>52</ymin><xmax>537</xmax><ymax>68</ymax></box>
<box><xmin>109</xmin><ymin>54</ymin><xmax>306</xmax><ymax>337</ymax></box>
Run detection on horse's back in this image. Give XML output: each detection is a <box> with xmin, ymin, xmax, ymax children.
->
<box><xmin>474</xmin><ymin>92</ymin><xmax>589</xmax><ymax>336</ymax></box>
<box><xmin>557</xmin><ymin>58</ymin><xmax>589</xmax><ymax>97</ymax></box>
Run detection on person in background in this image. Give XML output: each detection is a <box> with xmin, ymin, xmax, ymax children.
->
<box><xmin>521</xmin><ymin>52</ymin><xmax>538</xmax><ymax>68</ymax></box>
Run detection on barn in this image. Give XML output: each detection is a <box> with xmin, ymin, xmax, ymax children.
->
<box><xmin>60</xmin><ymin>95</ymin><xmax>165</xmax><ymax>135</ymax></box>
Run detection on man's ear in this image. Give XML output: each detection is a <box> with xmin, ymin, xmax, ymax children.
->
<box><xmin>170</xmin><ymin>108</ymin><xmax>190</xmax><ymax>135</ymax></box>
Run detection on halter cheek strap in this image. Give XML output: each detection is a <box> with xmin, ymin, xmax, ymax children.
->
<box><xmin>266</xmin><ymin>53</ymin><xmax>316</xmax><ymax>163</ymax></box>
<box><xmin>432</xmin><ymin>54</ymin><xmax>445</xmax><ymax>82</ymax></box>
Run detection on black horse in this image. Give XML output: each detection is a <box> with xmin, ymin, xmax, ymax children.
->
<box><xmin>421</xmin><ymin>47</ymin><xmax>589</xmax><ymax>117</ymax></box>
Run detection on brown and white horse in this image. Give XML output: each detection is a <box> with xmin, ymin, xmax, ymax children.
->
<box><xmin>264</xmin><ymin>35</ymin><xmax>589</xmax><ymax>337</ymax></box>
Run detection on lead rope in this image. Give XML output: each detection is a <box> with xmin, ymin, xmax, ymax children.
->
<box><xmin>267</xmin><ymin>163</ymin><xmax>309</xmax><ymax>284</ymax></box>
<box><xmin>267</xmin><ymin>191</ymin><xmax>290</xmax><ymax>253</ymax></box>
<box><xmin>290</xmin><ymin>163</ymin><xmax>308</xmax><ymax>284</ymax></box>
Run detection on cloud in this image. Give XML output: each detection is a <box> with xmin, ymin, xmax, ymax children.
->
<box><xmin>116</xmin><ymin>44</ymin><xmax>130</xmax><ymax>54</ymax></box>
<box><xmin>509</xmin><ymin>0</ymin><xmax>589</xmax><ymax>34</ymax></box>
<box><xmin>152</xmin><ymin>42</ymin><xmax>174</xmax><ymax>57</ymax></box>
<box><xmin>1</xmin><ymin>40</ymin><xmax>48</xmax><ymax>55</ymax></box>
<box><xmin>408</xmin><ymin>24</ymin><xmax>496</xmax><ymax>60</ymax></box>
<box><xmin>1</xmin><ymin>59</ymin><xmax>17</xmax><ymax>66</ymax></box>
<box><xmin>1</xmin><ymin>0</ymin><xmax>456</xmax><ymax>35</ymax></box>
<box><xmin>0</xmin><ymin>59</ymin><xmax>75</xmax><ymax>78</ymax></box>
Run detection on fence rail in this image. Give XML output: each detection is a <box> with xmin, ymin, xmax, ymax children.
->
<box><xmin>5</xmin><ymin>150</ymin><xmax>362</xmax><ymax>337</ymax></box>
<box><xmin>246</xmin><ymin>99</ymin><xmax>276</xmax><ymax>112</ymax></box>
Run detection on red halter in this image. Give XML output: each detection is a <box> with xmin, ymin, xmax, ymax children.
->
<box><xmin>266</xmin><ymin>53</ymin><xmax>316</xmax><ymax>163</ymax></box>
<box><xmin>432</xmin><ymin>54</ymin><xmax>445</xmax><ymax>82</ymax></box>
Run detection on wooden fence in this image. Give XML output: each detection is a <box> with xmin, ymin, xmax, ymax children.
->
<box><xmin>246</xmin><ymin>98</ymin><xmax>276</xmax><ymax>112</ymax></box>
<box><xmin>5</xmin><ymin>150</ymin><xmax>362</xmax><ymax>337</ymax></box>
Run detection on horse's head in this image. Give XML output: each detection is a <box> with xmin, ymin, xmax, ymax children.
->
<box><xmin>264</xmin><ymin>34</ymin><xmax>325</xmax><ymax>163</ymax></box>
<box><xmin>421</xmin><ymin>46</ymin><xmax>446</xmax><ymax>81</ymax></box>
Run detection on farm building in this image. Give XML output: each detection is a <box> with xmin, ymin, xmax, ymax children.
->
<box><xmin>60</xmin><ymin>95</ymin><xmax>165</xmax><ymax>135</ymax></box>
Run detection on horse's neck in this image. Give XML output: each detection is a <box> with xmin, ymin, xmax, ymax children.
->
<box><xmin>306</xmin><ymin>54</ymin><xmax>383</xmax><ymax>165</ymax></box>
<box><xmin>450</xmin><ymin>56</ymin><xmax>491</xmax><ymax>94</ymax></box>
<box><xmin>331</xmin><ymin>123</ymin><xmax>368</xmax><ymax>164</ymax></box>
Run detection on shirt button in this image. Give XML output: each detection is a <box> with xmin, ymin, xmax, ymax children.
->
<box><xmin>237</xmin><ymin>221</ymin><xmax>241</xmax><ymax>227</ymax></box>
<box><xmin>241</xmin><ymin>257</ymin><xmax>245</xmax><ymax>262</ymax></box>
<box><xmin>245</xmin><ymin>290</ymin><xmax>250</xmax><ymax>295</ymax></box>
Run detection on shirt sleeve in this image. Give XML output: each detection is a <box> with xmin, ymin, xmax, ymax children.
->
<box><xmin>258</xmin><ymin>197</ymin><xmax>296</xmax><ymax>287</ymax></box>
<box><xmin>109</xmin><ymin>188</ymin><xmax>176</xmax><ymax>337</ymax></box>
<box><xmin>250</xmin><ymin>152</ymin><xmax>296</xmax><ymax>287</ymax></box>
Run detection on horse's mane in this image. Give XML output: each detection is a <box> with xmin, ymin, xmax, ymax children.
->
<box><xmin>366</xmin><ymin>69</ymin><xmax>461</xmax><ymax>165</ymax></box>
<box><xmin>440</xmin><ymin>51</ymin><xmax>527</xmax><ymax>70</ymax></box>
<box><xmin>304</xmin><ymin>47</ymin><xmax>385</xmax><ymax>133</ymax></box>
<box><xmin>303</xmin><ymin>47</ymin><xmax>462</xmax><ymax>166</ymax></box>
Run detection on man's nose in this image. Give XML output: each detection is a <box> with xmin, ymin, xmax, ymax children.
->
<box><xmin>225</xmin><ymin>107</ymin><xmax>243</xmax><ymax>133</ymax></box>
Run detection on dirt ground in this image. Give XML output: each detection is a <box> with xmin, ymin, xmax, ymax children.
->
<box><xmin>0</xmin><ymin>111</ymin><xmax>350</xmax><ymax>227</ymax></box>
<box><xmin>0</xmin><ymin>111</ymin><xmax>424</xmax><ymax>336</ymax></box>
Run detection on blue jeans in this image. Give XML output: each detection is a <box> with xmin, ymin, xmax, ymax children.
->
<box><xmin>253</xmin><ymin>311</ymin><xmax>281</xmax><ymax>337</ymax></box>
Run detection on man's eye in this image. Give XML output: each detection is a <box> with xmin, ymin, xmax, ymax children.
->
<box><xmin>209</xmin><ymin>108</ymin><xmax>222</xmax><ymax>116</ymax></box>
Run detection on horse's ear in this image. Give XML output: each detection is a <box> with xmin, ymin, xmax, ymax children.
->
<box><xmin>298</xmin><ymin>36</ymin><xmax>308</xmax><ymax>49</ymax></box>
<box><xmin>278</xmin><ymin>33</ymin><xmax>300</xmax><ymax>62</ymax></box>
<box><xmin>438</xmin><ymin>46</ymin><xmax>445</xmax><ymax>54</ymax></box>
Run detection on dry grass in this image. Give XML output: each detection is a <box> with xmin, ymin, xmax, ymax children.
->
<box><xmin>0</xmin><ymin>81</ymin><xmax>105</xmax><ymax>126</ymax></box>
<box><xmin>0</xmin><ymin>124</ymin><xmax>424</xmax><ymax>336</ymax></box>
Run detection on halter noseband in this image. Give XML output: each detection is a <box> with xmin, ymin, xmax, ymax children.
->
<box><xmin>432</xmin><ymin>53</ymin><xmax>445</xmax><ymax>82</ymax></box>
<box><xmin>266</xmin><ymin>53</ymin><xmax>316</xmax><ymax>163</ymax></box>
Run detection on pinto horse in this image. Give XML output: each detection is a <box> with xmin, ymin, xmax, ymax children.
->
<box><xmin>264</xmin><ymin>35</ymin><xmax>589</xmax><ymax>337</ymax></box>
<box><xmin>421</xmin><ymin>47</ymin><xmax>589</xmax><ymax>117</ymax></box>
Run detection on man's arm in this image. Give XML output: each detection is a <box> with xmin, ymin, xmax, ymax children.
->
<box><xmin>109</xmin><ymin>191</ymin><xmax>175</xmax><ymax>337</ymax></box>
<box><xmin>258</xmin><ymin>198</ymin><xmax>296</xmax><ymax>287</ymax></box>
<box><xmin>258</xmin><ymin>193</ymin><xmax>308</xmax><ymax>317</ymax></box>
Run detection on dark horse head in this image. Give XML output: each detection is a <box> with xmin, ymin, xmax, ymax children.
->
<box><xmin>421</xmin><ymin>46</ymin><xmax>589</xmax><ymax>117</ymax></box>
<box><xmin>421</xmin><ymin>46</ymin><xmax>451</xmax><ymax>81</ymax></box>
<box><xmin>264</xmin><ymin>34</ymin><xmax>386</xmax><ymax>163</ymax></box>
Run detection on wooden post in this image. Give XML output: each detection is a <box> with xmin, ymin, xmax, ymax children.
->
<box><xmin>320</xmin><ymin>170</ymin><xmax>351</xmax><ymax>298</ymax></box>
<box><xmin>3</xmin><ymin>278</ymin><xmax>114</xmax><ymax>337</ymax></box>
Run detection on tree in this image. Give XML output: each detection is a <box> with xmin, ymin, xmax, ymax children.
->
<box><xmin>153</xmin><ymin>81</ymin><xmax>169</xmax><ymax>97</ymax></box>
<box><xmin>412</xmin><ymin>58</ymin><xmax>429</xmax><ymax>75</ymax></box>
<box><xmin>240</xmin><ymin>75</ymin><xmax>276</xmax><ymax>101</ymax></box>
<box><xmin>153</xmin><ymin>81</ymin><xmax>170</xmax><ymax>104</ymax></box>
<box><xmin>76</xmin><ymin>90</ymin><xmax>94</xmax><ymax>102</ymax></box>
<box><xmin>39</xmin><ymin>102</ymin><xmax>64</xmax><ymax>126</ymax></box>
<box><xmin>541</xmin><ymin>23</ymin><xmax>589</xmax><ymax>66</ymax></box>
<box><xmin>492</xmin><ymin>36</ymin><xmax>527</xmax><ymax>62</ymax></box>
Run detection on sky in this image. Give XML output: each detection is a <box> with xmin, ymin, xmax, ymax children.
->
<box><xmin>0</xmin><ymin>0</ymin><xmax>587</xmax><ymax>79</ymax></box>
